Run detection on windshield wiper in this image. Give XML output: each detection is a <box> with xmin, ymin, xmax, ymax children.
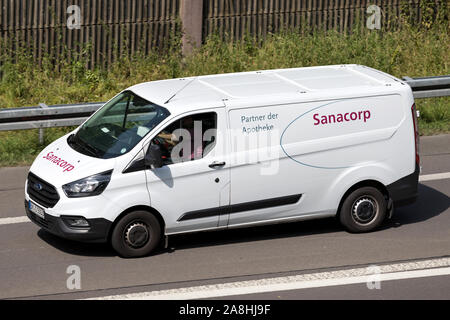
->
<box><xmin>70</xmin><ymin>134</ymin><xmax>101</xmax><ymax>158</ymax></box>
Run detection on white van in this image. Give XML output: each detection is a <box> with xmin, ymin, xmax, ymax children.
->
<box><xmin>25</xmin><ymin>65</ymin><xmax>420</xmax><ymax>257</ymax></box>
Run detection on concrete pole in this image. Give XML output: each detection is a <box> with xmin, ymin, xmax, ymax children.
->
<box><xmin>180</xmin><ymin>0</ymin><xmax>203</xmax><ymax>56</ymax></box>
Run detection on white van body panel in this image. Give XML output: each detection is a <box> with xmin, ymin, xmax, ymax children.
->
<box><xmin>25</xmin><ymin>64</ymin><xmax>418</xmax><ymax>241</ymax></box>
<box><xmin>223</xmin><ymin>88</ymin><xmax>413</xmax><ymax>226</ymax></box>
<box><xmin>29</xmin><ymin>133</ymin><xmax>115</xmax><ymax>187</ymax></box>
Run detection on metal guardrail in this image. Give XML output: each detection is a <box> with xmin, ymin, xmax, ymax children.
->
<box><xmin>402</xmin><ymin>75</ymin><xmax>450</xmax><ymax>98</ymax></box>
<box><xmin>0</xmin><ymin>102</ymin><xmax>104</xmax><ymax>131</ymax></box>
<box><xmin>0</xmin><ymin>75</ymin><xmax>449</xmax><ymax>133</ymax></box>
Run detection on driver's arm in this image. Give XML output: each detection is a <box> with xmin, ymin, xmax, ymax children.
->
<box><xmin>157</xmin><ymin>132</ymin><xmax>177</xmax><ymax>146</ymax></box>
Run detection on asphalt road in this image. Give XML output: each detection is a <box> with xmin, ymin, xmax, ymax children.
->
<box><xmin>0</xmin><ymin>134</ymin><xmax>449</xmax><ymax>300</ymax></box>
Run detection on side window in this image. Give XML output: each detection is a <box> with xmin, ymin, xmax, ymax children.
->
<box><xmin>151</xmin><ymin>112</ymin><xmax>217</xmax><ymax>166</ymax></box>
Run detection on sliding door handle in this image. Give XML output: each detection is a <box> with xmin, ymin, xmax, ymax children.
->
<box><xmin>209</xmin><ymin>161</ymin><xmax>226</xmax><ymax>168</ymax></box>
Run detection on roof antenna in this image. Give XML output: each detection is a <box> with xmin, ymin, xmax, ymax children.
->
<box><xmin>164</xmin><ymin>78</ymin><xmax>197</xmax><ymax>104</ymax></box>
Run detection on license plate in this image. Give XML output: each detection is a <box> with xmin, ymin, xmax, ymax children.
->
<box><xmin>29</xmin><ymin>200</ymin><xmax>45</xmax><ymax>219</ymax></box>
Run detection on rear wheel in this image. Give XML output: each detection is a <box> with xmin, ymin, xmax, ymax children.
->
<box><xmin>339</xmin><ymin>186</ymin><xmax>387</xmax><ymax>233</ymax></box>
<box><xmin>111</xmin><ymin>211</ymin><xmax>161</xmax><ymax>258</ymax></box>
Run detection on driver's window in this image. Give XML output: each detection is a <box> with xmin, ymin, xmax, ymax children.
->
<box><xmin>152</xmin><ymin>112</ymin><xmax>217</xmax><ymax>166</ymax></box>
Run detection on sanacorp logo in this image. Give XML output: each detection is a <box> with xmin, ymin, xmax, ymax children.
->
<box><xmin>313</xmin><ymin>110</ymin><xmax>371</xmax><ymax>126</ymax></box>
<box><xmin>43</xmin><ymin>152</ymin><xmax>75</xmax><ymax>172</ymax></box>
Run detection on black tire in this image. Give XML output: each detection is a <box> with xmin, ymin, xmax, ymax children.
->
<box><xmin>111</xmin><ymin>211</ymin><xmax>161</xmax><ymax>258</ymax></box>
<box><xmin>339</xmin><ymin>186</ymin><xmax>387</xmax><ymax>233</ymax></box>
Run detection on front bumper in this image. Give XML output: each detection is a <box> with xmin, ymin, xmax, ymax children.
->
<box><xmin>25</xmin><ymin>200</ymin><xmax>112</xmax><ymax>243</ymax></box>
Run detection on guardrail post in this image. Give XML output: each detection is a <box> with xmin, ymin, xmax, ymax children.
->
<box><xmin>180</xmin><ymin>0</ymin><xmax>203</xmax><ymax>56</ymax></box>
<box><xmin>39</xmin><ymin>129</ymin><xmax>45</xmax><ymax>145</ymax></box>
<box><xmin>38</xmin><ymin>103</ymin><xmax>48</xmax><ymax>145</ymax></box>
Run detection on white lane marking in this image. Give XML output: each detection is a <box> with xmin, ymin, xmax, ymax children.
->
<box><xmin>88</xmin><ymin>257</ymin><xmax>450</xmax><ymax>300</ymax></box>
<box><xmin>0</xmin><ymin>216</ymin><xmax>30</xmax><ymax>225</ymax></box>
<box><xmin>0</xmin><ymin>172</ymin><xmax>449</xmax><ymax>227</ymax></box>
<box><xmin>419</xmin><ymin>172</ymin><xmax>450</xmax><ymax>182</ymax></box>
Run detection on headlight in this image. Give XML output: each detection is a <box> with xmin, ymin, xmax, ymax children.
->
<box><xmin>62</xmin><ymin>170</ymin><xmax>113</xmax><ymax>198</ymax></box>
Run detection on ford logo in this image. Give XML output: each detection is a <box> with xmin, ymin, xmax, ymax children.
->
<box><xmin>34</xmin><ymin>183</ymin><xmax>43</xmax><ymax>191</ymax></box>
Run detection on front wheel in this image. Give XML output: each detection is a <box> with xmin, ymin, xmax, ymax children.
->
<box><xmin>339</xmin><ymin>186</ymin><xmax>387</xmax><ymax>233</ymax></box>
<box><xmin>111</xmin><ymin>211</ymin><xmax>161</xmax><ymax>258</ymax></box>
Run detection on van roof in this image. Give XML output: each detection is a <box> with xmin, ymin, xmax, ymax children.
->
<box><xmin>129</xmin><ymin>64</ymin><xmax>406</xmax><ymax>112</ymax></box>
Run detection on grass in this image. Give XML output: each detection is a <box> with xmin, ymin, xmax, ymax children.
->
<box><xmin>416</xmin><ymin>97</ymin><xmax>450</xmax><ymax>134</ymax></box>
<box><xmin>0</xmin><ymin>23</ymin><xmax>449</xmax><ymax>167</ymax></box>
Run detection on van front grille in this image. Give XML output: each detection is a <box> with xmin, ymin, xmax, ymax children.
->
<box><xmin>27</xmin><ymin>172</ymin><xmax>60</xmax><ymax>208</ymax></box>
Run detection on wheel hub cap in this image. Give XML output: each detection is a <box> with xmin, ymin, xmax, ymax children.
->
<box><xmin>352</xmin><ymin>197</ymin><xmax>377</xmax><ymax>224</ymax></box>
<box><xmin>125</xmin><ymin>222</ymin><xmax>149</xmax><ymax>248</ymax></box>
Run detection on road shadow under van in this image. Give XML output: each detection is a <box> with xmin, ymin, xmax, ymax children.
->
<box><xmin>166</xmin><ymin>183</ymin><xmax>449</xmax><ymax>253</ymax></box>
<box><xmin>37</xmin><ymin>230</ymin><xmax>116</xmax><ymax>257</ymax></box>
<box><xmin>36</xmin><ymin>183</ymin><xmax>448</xmax><ymax>258</ymax></box>
<box><xmin>384</xmin><ymin>183</ymin><xmax>449</xmax><ymax>229</ymax></box>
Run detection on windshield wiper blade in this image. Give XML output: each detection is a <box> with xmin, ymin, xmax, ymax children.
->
<box><xmin>80</xmin><ymin>140</ymin><xmax>101</xmax><ymax>157</ymax></box>
<box><xmin>71</xmin><ymin>134</ymin><xmax>101</xmax><ymax>157</ymax></box>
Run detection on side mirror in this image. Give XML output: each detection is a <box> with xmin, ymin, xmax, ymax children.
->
<box><xmin>145</xmin><ymin>144</ymin><xmax>163</xmax><ymax>169</ymax></box>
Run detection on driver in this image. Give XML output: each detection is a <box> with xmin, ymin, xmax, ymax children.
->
<box><xmin>155</xmin><ymin>116</ymin><xmax>203</xmax><ymax>162</ymax></box>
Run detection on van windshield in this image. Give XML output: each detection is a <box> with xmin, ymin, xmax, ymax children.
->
<box><xmin>68</xmin><ymin>91</ymin><xmax>170</xmax><ymax>159</ymax></box>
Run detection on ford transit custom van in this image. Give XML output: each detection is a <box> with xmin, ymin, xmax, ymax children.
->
<box><xmin>25</xmin><ymin>65</ymin><xmax>420</xmax><ymax>257</ymax></box>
